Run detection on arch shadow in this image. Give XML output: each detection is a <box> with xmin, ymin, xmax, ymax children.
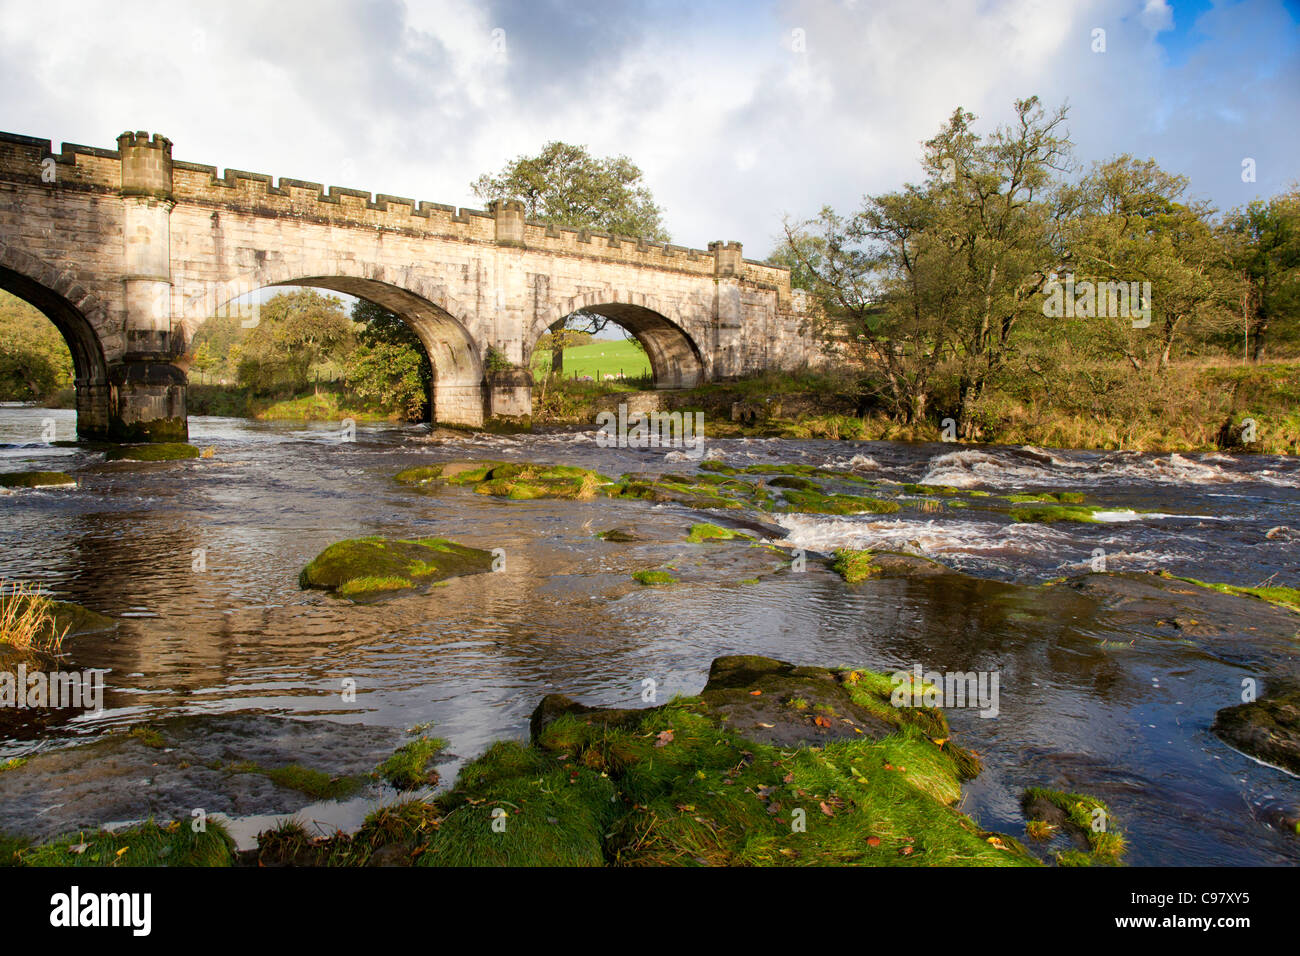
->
<box><xmin>0</xmin><ymin>244</ymin><xmax>112</xmax><ymax>438</ymax></box>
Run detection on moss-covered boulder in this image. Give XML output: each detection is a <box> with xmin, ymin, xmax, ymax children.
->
<box><xmin>1213</xmin><ymin>690</ymin><xmax>1300</xmax><ymax>776</ymax></box>
<box><xmin>0</xmin><ymin>471</ymin><xmax>76</xmax><ymax>489</ymax></box>
<box><xmin>239</xmin><ymin>656</ymin><xmax>1030</xmax><ymax>867</ymax></box>
<box><xmin>1022</xmin><ymin>787</ymin><xmax>1126</xmax><ymax>866</ymax></box>
<box><xmin>831</xmin><ymin>549</ymin><xmax>955</xmax><ymax>583</ymax></box>
<box><xmin>395</xmin><ymin>460</ymin><xmax>612</xmax><ymax>500</ymax></box>
<box><xmin>299</xmin><ymin>536</ymin><xmax>495</xmax><ymax>598</ymax></box>
<box><xmin>104</xmin><ymin>443</ymin><xmax>202</xmax><ymax>462</ymax></box>
<box><xmin>686</xmin><ymin>522</ymin><xmax>755</xmax><ymax>543</ymax></box>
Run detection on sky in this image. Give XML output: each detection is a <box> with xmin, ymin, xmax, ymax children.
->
<box><xmin>0</xmin><ymin>0</ymin><xmax>1295</xmax><ymax>259</ymax></box>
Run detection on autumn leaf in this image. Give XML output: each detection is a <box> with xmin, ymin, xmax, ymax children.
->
<box><xmin>819</xmin><ymin>801</ymin><xmax>835</xmax><ymax>817</ymax></box>
<box><xmin>749</xmin><ymin>690</ymin><xmax>763</xmax><ymax>697</ymax></box>
<box><xmin>655</xmin><ymin>729</ymin><xmax>674</xmax><ymax>748</ymax></box>
<box><xmin>866</xmin><ymin>836</ymin><xmax>881</xmax><ymax>847</ymax></box>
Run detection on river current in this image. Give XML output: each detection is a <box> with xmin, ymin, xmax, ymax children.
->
<box><xmin>1</xmin><ymin>405</ymin><xmax>1297</xmax><ymax>864</ymax></box>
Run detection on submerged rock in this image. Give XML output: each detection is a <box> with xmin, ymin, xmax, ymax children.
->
<box><xmin>0</xmin><ymin>471</ymin><xmax>76</xmax><ymax>489</ymax></box>
<box><xmin>104</xmin><ymin>442</ymin><xmax>202</xmax><ymax>462</ymax></box>
<box><xmin>1213</xmin><ymin>690</ymin><xmax>1300</xmax><ymax>776</ymax></box>
<box><xmin>298</xmin><ymin>536</ymin><xmax>495</xmax><ymax>598</ymax></box>
<box><xmin>0</xmin><ymin>713</ymin><xmax>403</xmax><ymax>842</ymax></box>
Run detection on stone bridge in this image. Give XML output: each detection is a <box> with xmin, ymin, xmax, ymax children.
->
<box><xmin>0</xmin><ymin>130</ymin><xmax>819</xmax><ymax>440</ymax></box>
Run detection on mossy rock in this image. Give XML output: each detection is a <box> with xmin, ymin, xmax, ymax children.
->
<box><xmin>104</xmin><ymin>443</ymin><xmax>202</xmax><ymax>462</ymax></box>
<box><xmin>686</xmin><ymin>522</ymin><xmax>755</xmax><ymax>543</ymax></box>
<box><xmin>299</xmin><ymin>537</ymin><xmax>495</xmax><ymax>598</ymax></box>
<box><xmin>1009</xmin><ymin>504</ymin><xmax>1105</xmax><ymax>524</ymax></box>
<box><xmin>1021</xmin><ymin>787</ymin><xmax>1126</xmax><ymax>865</ymax></box>
<box><xmin>632</xmin><ymin>570</ymin><xmax>677</xmax><ymax>586</ymax></box>
<box><xmin>1003</xmin><ymin>491</ymin><xmax>1087</xmax><ymax>504</ymax></box>
<box><xmin>1213</xmin><ymin>689</ymin><xmax>1300</xmax><ymax>775</ymax></box>
<box><xmin>768</xmin><ymin>475</ymin><xmax>822</xmax><ymax>492</ymax></box>
<box><xmin>778</xmin><ymin>487</ymin><xmax>899</xmax><ymax>515</ymax></box>
<box><xmin>832</xmin><ymin>549</ymin><xmax>954</xmax><ymax>583</ymax></box>
<box><xmin>395</xmin><ymin>460</ymin><xmax>611</xmax><ymax>500</ymax></box>
<box><xmin>0</xmin><ymin>471</ymin><xmax>76</xmax><ymax>489</ymax></box>
<box><xmin>596</xmin><ymin>527</ymin><xmax>645</xmax><ymax>542</ymax></box>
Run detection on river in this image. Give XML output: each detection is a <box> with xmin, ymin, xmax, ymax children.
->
<box><xmin>1</xmin><ymin>404</ymin><xmax>1297</xmax><ymax>864</ymax></box>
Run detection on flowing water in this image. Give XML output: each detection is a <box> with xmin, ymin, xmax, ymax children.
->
<box><xmin>1</xmin><ymin>404</ymin><xmax>1298</xmax><ymax>864</ymax></box>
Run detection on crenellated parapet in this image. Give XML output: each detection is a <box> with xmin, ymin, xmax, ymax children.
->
<box><xmin>0</xmin><ymin>128</ymin><xmax>804</xmax><ymax>307</ymax></box>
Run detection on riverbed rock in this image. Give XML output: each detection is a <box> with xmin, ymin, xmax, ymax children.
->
<box><xmin>0</xmin><ymin>713</ymin><xmax>404</xmax><ymax>842</ymax></box>
<box><xmin>1213</xmin><ymin>690</ymin><xmax>1300</xmax><ymax>776</ymax></box>
<box><xmin>298</xmin><ymin>536</ymin><xmax>495</xmax><ymax>598</ymax></box>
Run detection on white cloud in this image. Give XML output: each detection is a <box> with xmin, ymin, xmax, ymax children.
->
<box><xmin>0</xmin><ymin>0</ymin><xmax>1293</xmax><ymax>259</ymax></box>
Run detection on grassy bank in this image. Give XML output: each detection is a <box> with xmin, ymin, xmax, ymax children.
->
<box><xmin>188</xmin><ymin>384</ymin><xmax>404</xmax><ymax>423</ymax></box>
<box><xmin>533</xmin><ymin>361</ymin><xmax>1300</xmax><ymax>454</ymax></box>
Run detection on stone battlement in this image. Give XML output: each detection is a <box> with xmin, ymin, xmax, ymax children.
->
<box><xmin>0</xmin><ymin>129</ymin><xmax>797</xmax><ymax>295</ymax></box>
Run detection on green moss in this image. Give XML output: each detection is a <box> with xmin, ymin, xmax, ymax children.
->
<box><xmin>129</xmin><ymin>726</ymin><xmax>166</xmax><ymax>749</ymax></box>
<box><xmin>768</xmin><ymin>475</ymin><xmax>822</xmax><ymax>492</ymax></box>
<box><xmin>0</xmin><ymin>471</ymin><xmax>75</xmax><ymax>489</ymax></box>
<box><xmin>1004</xmin><ymin>491</ymin><xmax>1087</xmax><ymax>504</ymax></box>
<box><xmin>337</xmin><ymin>576</ymin><xmax>414</xmax><ymax>597</ymax></box>
<box><xmin>1023</xmin><ymin>787</ymin><xmax>1126</xmax><ymax>865</ymax></box>
<box><xmin>633</xmin><ymin>570</ymin><xmax>678</xmax><ymax>586</ymax></box>
<box><xmin>898</xmin><ymin>483</ymin><xmax>964</xmax><ymax>496</ymax></box>
<box><xmin>780</xmin><ymin>488</ymin><xmax>900</xmax><ymax>515</ymax></box>
<box><xmin>17</xmin><ymin>819</ymin><xmax>237</xmax><ymax>867</ymax></box>
<box><xmin>1160</xmin><ymin>572</ymin><xmax>1300</xmax><ymax>613</ymax></box>
<box><xmin>299</xmin><ymin>536</ymin><xmax>494</xmax><ymax>597</ymax></box>
<box><xmin>0</xmin><ymin>757</ymin><xmax>27</xmax><ymax>772</ymax></box>
<box><xmin>1009</xmin><ymin>504</ymin><xmax>1105</xmax><ymax>524</ymax></box>
<box><xmin>832</xmin><ymin>549</ymin><xmax>877</xmax><ymax>583</ymax></box>
<box><xmin>377</xmin><ymin>736</ymin><xmax>448</xmax><ymax>790</ymax></box>
<box><xmin>396</xmin><ymin>460</ymin><xmax>612</xmax><ymax>500</ymax></box>
<box><xmin>104</xmin><ymin>443</ymin><xmax>201</xmax><ymax>462</ymax></box>
<box><xmin>224</xmin><ymin>760</ymin><xmax>363</xmax><ymax>800</ymax></box>
<box><xmin>686</xmin><ymin>523</ymin><xmax>755</xmax><ymax>543</ymax></box>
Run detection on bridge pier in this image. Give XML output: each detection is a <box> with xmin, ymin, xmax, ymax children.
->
<box><xmin>484</xmin><ymin>368</ymin><xmax>533</xmax><ymax>423</ymax></box>
<box><xmin>107</xmin><ymin>131</ymin><xmax>188</xmax><ymax>442</ymax></box>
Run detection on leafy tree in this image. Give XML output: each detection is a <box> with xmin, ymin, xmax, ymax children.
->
<box><xmin>1220</xmin><ymin>187</ymin><xmax>1300</xmax><ymax>361</ymax></box>
<box><xmin>786</xmin><ymin>98</ymin><xmax>1074</xmax><ymax>432</ymax></box>
<box><xmin>0</xmin><ymin>291</ymin><xmax>74</xmax><ymax>402</ymax></box>
<box><xmin>346</xmin><ymin>299</ymin><xmax>430</xmax><ymax>420</ymax></box>
<box><xmin>237</xmin><ymin>290</ymin><xmax>354</xmax><ymax>394</ymax></box>
<box><xmin>1066</xmin><ymin>155</ymin><xmax>1236</xmax><ymax>371</ymax></box>
<box><xmin>766</xmin><ymin>229</ymin><xmax>827</xmax><ymax>292</ymax></box>
<box><xmin>472</xmin><ymin>141</ymin><xmax>670</xmax><ymax>374</ymax></box>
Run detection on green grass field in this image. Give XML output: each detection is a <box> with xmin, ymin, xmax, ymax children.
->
<box><xmin>531</xmin><ymin>338</ymin><xmax>651</xmax><ymax>381</ymax></box>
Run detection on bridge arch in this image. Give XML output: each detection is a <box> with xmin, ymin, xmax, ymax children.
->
<box><xmin>0</xmin><ymin>241</ymin><xmax>113</xmax><ymax>438</ymax></box>
<box><xmin>191</xmin><ymin>264</ymin><xmax>486</xmax><ymax>426</ymax></box>
<box><xmin>525</xmin><ymin>291</ymin><xmax>707</xmax><ymax>389</ymax></box>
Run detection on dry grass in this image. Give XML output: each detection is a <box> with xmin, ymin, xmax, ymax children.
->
<box><xmin>0</xmin><ymin>581</ymin><xmax>69</xmax><ymax>655</ymax></box>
